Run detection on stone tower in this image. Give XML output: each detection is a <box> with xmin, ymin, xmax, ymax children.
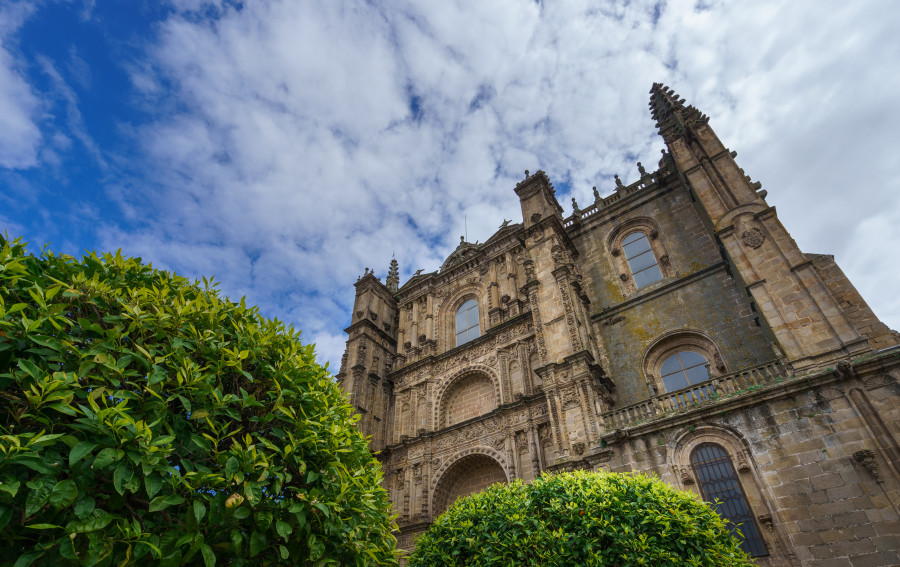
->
<box><xmin>337</xmin><ymin>85</ymin><xmax>900</xmax><ymax>566</ymax></box>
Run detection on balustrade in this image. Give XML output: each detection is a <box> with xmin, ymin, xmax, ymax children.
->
<box><xmin>602</xmin><ymin>359</ymin><xmax>790</xmax><ymax>430</ymax></box>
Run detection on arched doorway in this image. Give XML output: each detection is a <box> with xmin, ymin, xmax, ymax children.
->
<box><xmin>431</xmin><ymin>453</ymin><xmax>508</xmax><ymax>517</ymax></box>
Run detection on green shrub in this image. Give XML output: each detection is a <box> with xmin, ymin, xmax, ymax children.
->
<box><xmin>409</xmin><ymin>469</ymin><xmax>753</xmax><ymax>567</ymax></box>
<box><xmin>0</xmin><ymin>237</ymin><xmax>397</xmax><ymax>566</ymax></box>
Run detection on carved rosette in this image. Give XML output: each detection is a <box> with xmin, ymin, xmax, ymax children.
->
<box><xmin>741</xmin><ymin>227</ymin><xmax>765</xmax><ymax>249</ymax></box>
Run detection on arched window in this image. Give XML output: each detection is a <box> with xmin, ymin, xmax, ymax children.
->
<box><xmin>643</xmin><ymin>331</ymin><xmax>725</xmax><ymax>402</ymax></box>
<box><xmin>455</xmin><ymin>299</ymin><xmax>480</xmax><ymax>347</ymax></box>
<box><xmin>623</xmin><ymin>231</ymin><xmax>663</xmax><ymax>288</ymax></box>
<box><xmin>661</xmin><ymin>350</ymin><xmax>710</xmax><ymax>404</ymax></box>
<box><xmin>691</xmin><ymin>443</ymin><xmax>769</xmax><ymax>557</ymax></box>
<box><xmin>660</xmin><ymin>351</ymin><xmax>709</xmax><ymax>391</ymax></box>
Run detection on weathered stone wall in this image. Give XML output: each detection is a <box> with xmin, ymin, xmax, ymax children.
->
<box><xmin>807</xmin><ymin>253</ymin><xmax>899</xmax><ymax>351</ymax></box>
<box><xmin>599</xmin><ymin>360</ymin><xmax>900</xmax><ymax>567</ymax></box>
<box><xmin>574</xmin><ymin>180</ymin><xmax>776</xmax><ymax>407</ymax></box>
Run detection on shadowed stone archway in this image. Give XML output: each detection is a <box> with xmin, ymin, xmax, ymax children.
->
<box><xmin>431</xmin><ymin>452</ymin><xmax>509</xmax><ymax>517</ymax></box>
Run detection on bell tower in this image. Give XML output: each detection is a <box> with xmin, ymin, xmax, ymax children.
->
<box><xmin>649</xmin><ymin>83</ymin><xmax>871</xmax><ymax>368</ymax></box>
<box><xmin>336</xmin><ymin>264</ymin><xmax>399</xmax><ymax>451</ymax></box>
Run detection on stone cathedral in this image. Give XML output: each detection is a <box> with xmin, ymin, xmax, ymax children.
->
<box><xmin>336</xmin><ymin>84</ymin><xmax>900</xmax><ymax>566</ymax></box>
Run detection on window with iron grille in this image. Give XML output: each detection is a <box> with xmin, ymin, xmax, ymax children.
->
<box><xmin>691</xmin><ymin>443</ymin><xmax>769</xmax><ymax>557</ymax></box>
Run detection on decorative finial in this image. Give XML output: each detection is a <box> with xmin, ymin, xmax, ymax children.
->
<box><xmin>593</xmin><ymin>186</ymin><xmax>600</xmax><ymax>202</ymax></box>
<box><xmin>460</xmin><ymin>235</ymin><xmax>465</xmax><ymax>244</ymax></box>
<box><xmin>571</xmin><ymin>197</ymin><xmax>580</xmax><ymax>214</ymax></box>
<box><xmin>615</xmin><ymin>174</ymin><xmax>624</xmax><ymax>189</ymax></box>
<box><xmin>637</xmin><ymin>162</ymin><xmax>647</xmax><ymax>177</ymax></box>
<box><xmin>387</xmin><ymin>258</ymin><xmax>400</xmax><ymax>292</ymax></box>
<box><xmin>525</xmin><ymin>169</ymin><xmax>530</xmax><ymax>178</ymax></box>
<box><xmin>499</xmin><ymin>219</ymin><xmax>511</xmax><ymax>229</ymax></box>
<box><xmin>413</xmin><ymin>268</ymin><xmax>424</xmax><ymax>276</ymax></box>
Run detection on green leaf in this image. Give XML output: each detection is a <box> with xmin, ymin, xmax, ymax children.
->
<box><xmin>69</xmin><ymin>442</ymin><xmax>98</xmax><ymax>466</ymax></box>
<box><xmin>74</xmin><ymin>495</ymin><xmax>95</xmax><ymax>518</ymax></box>
<box><xmin>151</xmin><ymin>435</ymin><xmax>176</xmax><ymax>446</ymax></box>
<box><xmin>0</xmin><ymin>504</ymin><xmax>13</xmax><ymax>531</ymax></box>
<box><xmin>49</xmin><ymin>479</ymin><xmax>78</xmax><ymax>509</ymax></box>
<box><xmin>12</xmin><ymin>551</ymin><xmax>42</xmax><ymax>567</ymax></box>
<box><xmin>225</xmin><ymin>457</ymin><xmax>240</xmax><ymax>479</ymax></box>
<box><xmin>279</xmin><ymin>545</ymin><xmax>289</xmax><ymax>560</ymax></box>
<box><xmin>0</xmin><ymin>478</ymin><xmax>20</xmax><ymax>497</ymax></box>
<box><xmin>189</xmin><ymin>409</ymin><xmax>209</xmax><ymax>420</ymax></box>
<box><xmin>17</xmin><ymin>358</ymin><xmax>41</xmax><ymax>379</ymax></box>
<box><xmin>92</xmin><ymin>447</ymin><xmax>118</xmax><ymax>470</ymax></box>
<box><xmin>233</xmin><ymin>507</ymin><xmax>250</xmax><ymax>520</ymax></box>
<box><xmin>249</xmin><ymin>531</ymin><xmax>266</xmax><ymax>557</ymax></box>
<box><xmin>193</xmin><ymin>500</ymin><xmax>206</xmax><ymax>523</ymax></box>
<box><xmin>113</xmin><ymin>463</ymin><xmax>132</xmax><ymax>495</ymax></box>
<box><xmin>47</xmin><ymin>402</ymin><xmax>77</xmax><ymax>416</ymax></box>
<box><xmin>26</xmin><ymin>523</ymin><xmax>62</xmax><ymax>529</ymax></box>
<box><xmin>149</xmin><ymin>494</ymin><xmax>185</xmax><ymax>512</ymax></box>
<box><xmin>199</xmin><ymin>543</ymin><xmax>215</xmax><ymax>567</ymax></box>
<box><xmin>25</xmin><ymin>479</ymin><xmax>53</xmax><ymax>517</ymax></box>
<box><xmin>244</xmin><ymin>482</ymin><xmax>261</xmax><ymax>505</ymax></box>
<box><xmin>275</xmin><ymin>519</ymin><xmax>292</xmax><ymax>540</ymax></box>
<box><xmin>65</xmin><ymin>509</ymin><xmax>113</xmax><ymax>533</ymax></box>
<box><xmin>145</xmin><ymin>473</ymin><xmax>163</xmax><ymax>499</ymax></box>
<box><xmin>190</xmin><ymin>435</ymin><xmax>211</xmax><ymax>451</ymax></box>
<box><xmin>14</xmin><ymin>456</ymin><xmax>54</xmax><ymax>474</ymax></box>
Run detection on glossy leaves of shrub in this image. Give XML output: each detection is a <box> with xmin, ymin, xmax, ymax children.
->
<box><xmin>409</xmin><ymin>470</ymin><xmax>754</xmax><ymax>567</ymax></box>
<box><xmin>0</xmin><ymin>237</ymin><xmax>398</xmax><ymax>566</ymax></box>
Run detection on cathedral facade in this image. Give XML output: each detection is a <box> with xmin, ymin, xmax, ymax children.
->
<box><xmin>337</xmin><ymin>84</ymin><xmax>900</xmax><ymax>566</ymax></box>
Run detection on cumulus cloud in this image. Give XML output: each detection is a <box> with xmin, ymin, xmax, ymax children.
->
<box><xmin>99</xmin><ymin>0</ymin><xmax>900</xmax><ymax>368</ymax></box>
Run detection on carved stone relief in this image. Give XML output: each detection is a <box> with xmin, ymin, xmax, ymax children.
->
<box><xmin>741</xmin><ymin>227</ymin><xmax>765</xmax><ymax>249</ymax></box>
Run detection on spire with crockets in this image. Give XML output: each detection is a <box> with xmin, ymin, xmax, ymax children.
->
<box><xmin>386</xmin><ymin>257</ymin><xmax>400</xmax><ymax>292</ymax></box>
<box><xmin>649</xmin><ymin>83</ymin><xmax>710</xmax><ymax>143</ymax></box>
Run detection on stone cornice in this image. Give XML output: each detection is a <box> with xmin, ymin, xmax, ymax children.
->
<box><xmin>343</xmin><ymin>317</ymin><xmax>398</xmax><ymax>345</ymax></box>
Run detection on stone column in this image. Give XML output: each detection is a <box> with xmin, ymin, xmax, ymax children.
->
<box><xmin>425</xmin><ymin>294</ymin><xmax>434</xmax><ymax>340</ymax></box>
<box><xmin>410</xmin><ymin>300</ymin><xmax>420</xmax><ymax>348</ymax></box>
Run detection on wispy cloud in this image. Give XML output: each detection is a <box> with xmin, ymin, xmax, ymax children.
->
<box><xmin>0</xmin><ymin>1</ymin><xmax>42</xmax><ymax>169</ymax></box>
<box><xmin>4</xmin><ymin>0</ymin><xmax>900</xmax><ymax>370</ymax></box>
<box><xmin>37</xmin><ymin>55</ymin><xmax>106</xmax><ymax>170</ymax></box>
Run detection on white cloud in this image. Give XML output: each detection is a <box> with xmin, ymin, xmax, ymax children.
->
<box><xmin>0</xmin><ymin>2</ymin><xmax>42</xmax><ymax>169</ymax></box>
<box><xmin>107</xmin><ymin>0</ymin><xmax>900</xmax><ymax>369</ymax></box>
<box><xmin>37</xmin><ymin>55</ymin><xmax>106</xmax><ymax>169</ymax></box>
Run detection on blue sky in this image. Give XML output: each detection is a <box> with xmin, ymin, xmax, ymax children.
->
<box><xmin>2</xmin><ymin>0</ymin><xmax>899</xmax><ymax>370</ymax></box>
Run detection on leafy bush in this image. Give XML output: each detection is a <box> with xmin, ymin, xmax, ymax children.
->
<box><xmin>0</xmin><ymin>238</ymin><xmax>397</xmax><ymax>566</ymax></box>
<box><xmin>408</xmin><ymin>470</ymin><xmax>753</xmax><ymax>567</ymax></box>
